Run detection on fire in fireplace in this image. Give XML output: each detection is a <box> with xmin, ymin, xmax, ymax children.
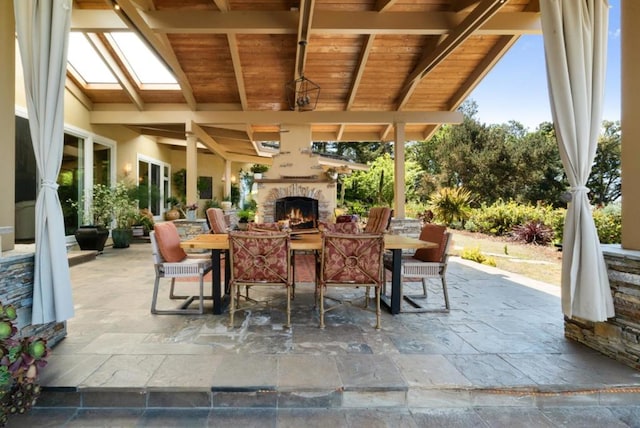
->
<box><xmin>275</xmin><ymin>197</ymin><xmax>318</xmax><ymax>230</ymax></box>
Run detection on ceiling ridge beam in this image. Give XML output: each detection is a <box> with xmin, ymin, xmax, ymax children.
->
<box><xmin>131</xmin><ymin>10</ymin><xmax>540</xmax><ymax>36</ymax></box>
<box><xmin>395</xmin><ymin>0</ymin><xmax>508</xmax><ymax>111</ymax></box>
<box><xmin>91</xmin><ymin>110</ymin><xmax>464</xmax><ymax>125</ymax></box>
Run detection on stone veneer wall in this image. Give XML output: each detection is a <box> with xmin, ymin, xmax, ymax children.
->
<box><xmin>0</xmin><ymin>253</ymin><xmax>66</xmax><ymax>347</ymax></box>
<box><xmin>564</xmin><ymin>245</ymin><xmax>640</xmax><ymax>371</ymax></box>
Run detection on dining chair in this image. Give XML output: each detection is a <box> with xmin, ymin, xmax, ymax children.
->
<box><xmin>383</xmin><ymin>223</ymin><xmax>451</xmax><ymax>312</ymax></box>
<box><xmin>228</xmin><ymin>231</ymin><xmax>292</xmax><ymax>328</ymax></box>
<box><xmin>318</xmin><ymin>231</ymin><xmax>385</xmax><ymax>329</ymax></box>
<box><xmin>206</xmin><ymin>207</ymin><xmax>229</xmax><ymax>234</ymax></box>
<box><xmin>319</xmin><ymin>221</ymin><xmax>360</xmax><ymax>234</ymax></box>
<box><xmin>150</xmin><ymin>222</ymin><xmax>213</xmax><ymax>315</ymax></box>
<box><xmin>247</xmin><ymin>222</ymin><xmax>280</xmax><ymax>232</ymax></box>
<box><xmin>363</xmin><ymin>207</ymin><xmax>392</xmax><ymax>234</ymax></box>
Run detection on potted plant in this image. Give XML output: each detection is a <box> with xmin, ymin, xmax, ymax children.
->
<box><xmin>236</xmin><ymin>208</ymin><xmax>254</xmax><ymax>230</ymax></box>
<box><xmin>250</xmin><ymin>163</ymin><xmax>269</xmax><ymax>179</ymax></box>
<box><xmin>70</xmin><ymin>183</ymin><xmax>113</xmax><ymax>252</ymax></box>
<box><xmin>111</xmin><ymin>181</ymin><xmax>139</xmax><ymax>248</ymax></box>
<box><xmin>0</xmin><ymin>301</ymin><xmax>49</xmax><ymax>425</ymax></box>
<box><xmin>165</xmin><ymin>196</ymin><xmax>181</xmax><ymax>220</ymax></box>
<box><xmin>221</xmin><ymin>196</ymin><xmax>232</xmax><ymax>211</ymax></box>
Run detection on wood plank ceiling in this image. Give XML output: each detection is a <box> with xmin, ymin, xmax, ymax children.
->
<box><xmin>70</xmin><ymin>0</ymin><xmax>541</xmax><ymax>162</ymax></box>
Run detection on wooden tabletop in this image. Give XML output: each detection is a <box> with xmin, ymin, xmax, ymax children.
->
<box><xmin>180</xmin><ymin>232</ymin><xmax>437</xmax><ymax>252</ymax></box>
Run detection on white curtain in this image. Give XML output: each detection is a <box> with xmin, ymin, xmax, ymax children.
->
<box><xmin>540</xmin><ymin>0</ymin><xmax>614</xmax><ymax>321</ymax></box>
<box><xmin>14</xmin><ymin>0</ymin><xmax>75</xmax><ymax>324</ymax></box>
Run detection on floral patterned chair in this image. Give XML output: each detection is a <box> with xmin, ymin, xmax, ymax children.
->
<box><xmin>247</xmin><ymin>222</ymin><xmax>280</xmax><ymax>232</ymax></box>
<box><xmin>150</xmin><ymin>222</ymin><xmax>212</xmax><ymax>315</ymax></box>
<box><xmin>318</xmin><ymin>231</ymin><xmax>385</xmax><ymax>329</ymax></box>
<box><xmin>228</xmin><ymin>231</ymin><xmax>292</xmax><ymax>328</ymax></box>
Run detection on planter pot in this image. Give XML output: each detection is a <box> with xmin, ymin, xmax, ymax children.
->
<box><xmin>112</xmin><ymin>228</ymin><xmax>132</xmax><ymax>248</ymax></box>
<box><xmin>165</xmin><ymin>209</ymin><xmax>180</xmax><ymax>221</ymax></box>
<box><xmin>186</xmin><ymin>210</ymin><xmax>197</xmax><ymax>221</ymax></box>
<box><xmin>237</xmin><ymin>221</ymin><xmax>249</xmax><ymax>230</ymax></box>
<box><xmin>74</xmin><ymin>226</ymin><xmax>110</xmax><ymax>252</ymax></box>
<box><xmin>253</xmin><ymin>173</ymin><xmax>262</xmax><ymax>180</ymax></box>
<box><xmin>221</xmin><ymin>201</ymin><xmax>232</xmax><ymax>211</ymax></box>
<box><xmin>132</xmin><ymin>225</ymin><xmax>144</xmax><ymax>237</ymax></box>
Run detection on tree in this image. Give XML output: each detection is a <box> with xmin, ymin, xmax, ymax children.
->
<box><xmin>342</xmin><ymin>153</ymin><xmax>421</xmax><ymax>208</ymax></box>
<box><xmin>587</xmin><ymin>120</ymin><xmax>621</xmax><ymax>205</ymax></box>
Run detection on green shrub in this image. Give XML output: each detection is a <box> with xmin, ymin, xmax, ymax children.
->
<box><xmin>592</xmin><ymin>204</ymin><xmax>621</xmax><ymax>244</ymax></box>
<box><xmin>468</xmin><ymin>200</ymin><xmax>559</xmax><ymax>237</ymax></box>
<box><xmin>461</xmin><ymin>246</ymin><xmax>496</xmax><ymax>267</ymax></box>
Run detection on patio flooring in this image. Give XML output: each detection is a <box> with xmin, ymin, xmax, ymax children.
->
<box><xmin>10</xmin><ymin>240</ymin><xmax>640</xmax><ymax>426</ymax></box>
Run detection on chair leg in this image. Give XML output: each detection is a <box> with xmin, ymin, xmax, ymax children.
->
<box><xmin>229</xmin><ymin>282</ymin><xmax>236</xmax><ymax>327</ymax></box>
<box><xmin>285</xmin><ymin>285</ymin><xmax>291</xmax><ymax>328</ymax></box>
<box><xmin>197</xmin><ymin>274</ymin><xmax>205</xmax><ymax>314</ymax></box>
<box><xmin>421</xmin><ymin>278</ymin><xmax>428</xmax><ymax>297</ymax></box>
<box><xmin>319</xmin><ymin>285</ymin><xmax>325</xmax><ymax>329</ymax></box>
<box><xmin>151</xmin><ymin>275</ymin><xmax>161</xmax><ymax>314</ymax></box>
<box><xmin>375</xmin><ymin>285</ymin><xmax>381</xmax><ymax>330</ymax></box>
<box><xmin>441</xmin><ymin>276</ymin><xmax>450</xmax><ymax>311</ymax></box>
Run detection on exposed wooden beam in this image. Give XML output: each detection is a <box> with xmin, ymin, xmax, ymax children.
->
<box><xmin>451</xmin><ymin>0</ymin><xmax>480</xmax><ymax>13</ymax></box>
<box><xmin>115</xmin><ymin>0</ymin><xmax>197</xmax><ymax>110</ymax></box>
<box><xmin>395</xmin><ymin>0</ymin><xmax>508</xmax><ymax>111</ymax></box>
<box><xmin>91</xmin><ymin>110</ymin><xmax>464</xmax><ymax>126</ymax></box>
<box><xmin>337</xmin><ymin>34</ymin><xmax>376</xmax><ymax>140</ymax></box>
<box><xmin>65</xmin><ymin>76</ymin><xmax>93</xmax><ymax>111</ymax></box>
<box><xmin>227</xmin><ymin>34</ymin><xmax>248</xmax><ymax>110</ymax></box>
<box><xmin>375</xmin><ymin>0</ymin><xmax>399</xmax><ymax>12</ymax></box>
<box><xmin>131</xmin><ymin>10</ymin><xmax>540</xmax><ymax>36</ymax></box>
<box><xmin>294</xmin><ymin>0</ymin><xmax>315</xmax><ymax>79</ymax></box>
<box><xmin>200</xmin><ymin>126</ymin><xmax>251</xmax><ymax>141</ymax></box>
<box><xmin>85</xmin><ymin>33</ymin><xmax>144</xmax><ymax>111</ymax></box>
<box><xmin>212</xmin><ymin>0</ymin><xmax>230</xmax><ymax>12</ymax></box>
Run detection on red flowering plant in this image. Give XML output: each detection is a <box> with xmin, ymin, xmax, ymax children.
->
<box><xmin>0</xmin><ymin>302</ymin><xmax>49</xmax><ymax>425</ymax></box>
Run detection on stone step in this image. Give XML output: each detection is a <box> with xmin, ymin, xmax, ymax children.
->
<box><xmin>66</xmin><ymin>250</ymin><xmax>98</xmax><ymax>267</ymax></box>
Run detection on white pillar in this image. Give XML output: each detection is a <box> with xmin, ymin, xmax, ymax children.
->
<box><xmin>224</xmin><ymin>160</ymin><xmax>231</xmax><ymax>200</ymax></box>
<box><xmin>0</xmin><ymin>1</ymin><xmax>15</xmax><ymax>252</ymax></box>
<box><xmin>185</xmin><ymin>132</ymin><xmax>198</xmax><ymax>204</ymax></box>
<box><xmin>393</xmin><ymin>123</ymin><xmax>406</xmax><ymax>219</ymax></box>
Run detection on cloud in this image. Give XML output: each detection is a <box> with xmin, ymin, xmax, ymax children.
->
<box><xmin>610</xmin><ymin>28</ymin><xmax>621</xmax><ymax>39</ymax></box>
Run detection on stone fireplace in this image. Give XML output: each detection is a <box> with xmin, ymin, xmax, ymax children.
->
<box><xmin>254</xmin><ymin>124</ymin><xmax>337</xmax><ymax>223</ymax></box>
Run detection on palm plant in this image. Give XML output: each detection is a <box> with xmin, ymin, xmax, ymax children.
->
<box><xmin>429</xmin><ymin>187</ymin><xmax>473</xmax><ymax>226</ymax></box>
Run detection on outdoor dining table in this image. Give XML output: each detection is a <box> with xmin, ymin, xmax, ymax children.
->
<box><xmin>180</xmin><ymin>232</ymin><xmax>437</xmax><ymax>315</ymax></box>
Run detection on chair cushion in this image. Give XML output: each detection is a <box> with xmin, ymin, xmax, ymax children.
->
<box><xmin>364</xmin><ymin>207</ymin><xmax>392</xmax><ymax>233</ymax></box>
<box><xmin>154</xmin><ymin>222</ymin><xmax>187</xmax><ymax>262</ymax></box>
<box><xmin>206</xmin><ymin>208</ymin><xmax>228</xmax><ymax>234</ymax></box>
<box><xmin>412</xmin><ymin>224</ymin><xmax>447</xmax><ymax>263</ymax></box>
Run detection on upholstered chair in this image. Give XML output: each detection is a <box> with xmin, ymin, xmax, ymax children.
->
<box><xmin>150</xmin><ymin>222</ymin><xmax>212</xmax><ymax>314</ymax></box>
<box><xmin>383</xmin><ymin>223</ymin><xmax>452</xmax><ymax>312</ymax></box>
<box><xmin>318</xmin><ymin>231</ymin><xmax>385</xmax><ymax>329</ymax></box>
<box><xmin>228</xmin><ymin>231</ymin><xmax>292</xmax><ymax>328</ymax></box>
<box><xmin>363</xmin><ymin>207</ymin><xmax>392</xmax><ymax>234</ymax></box>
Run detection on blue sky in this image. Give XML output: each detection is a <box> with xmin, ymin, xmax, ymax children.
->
<box><xmin>468</xmin><ymin>0</ymin><xmax>621</xmax><ymax>130</ymax></box>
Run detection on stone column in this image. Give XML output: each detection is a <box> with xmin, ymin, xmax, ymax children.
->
<box><xmin>224</xmin><ymin>160</ymin><xmax>231</xmax><ymax>200</ymax></box>
<box><xmin>393</xmin><ymin>123</ymin><xmax>406</xmax><ymax>219</ymax></box>
<box><xmin>0</xmin><ymin>1</ymin><xmax>15</xmax><ymax>252</ymax></box>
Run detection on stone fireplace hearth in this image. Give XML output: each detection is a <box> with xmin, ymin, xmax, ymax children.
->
<box><xmin>258</xmin><ymin>183</ymin><xmax>333</xmax><ymax>225</ymax></box>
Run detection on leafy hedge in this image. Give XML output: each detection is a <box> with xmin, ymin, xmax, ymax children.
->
<box><xmin>461</xmin><ymin>199</ymin><xmax>620</xmax><ymax>245</ymax></box>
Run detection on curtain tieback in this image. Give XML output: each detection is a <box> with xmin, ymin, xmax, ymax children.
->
<box><xmin>41</xmin><ymin>180</ymin><xmax>59</xmax><ymax>191</ymax></box>
<box><xmin>570</xmin><ymin>186</ymin><xmax>589</xmax><ymax>193</ymax></box>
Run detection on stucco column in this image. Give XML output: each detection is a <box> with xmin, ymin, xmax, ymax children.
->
<box><xmin>393</xmin><ymin>123</ymin><xmax>406</xmax><ymax>219</ymax></box>
<box><xmin>185</xmin><ymin>131</ymin><xmax>198</xmax><ymax>204</ymax></box>
<box><xmin>0</xmin><ymin>1</ymin><xmax>15</xmax><ymax>252</ymax></box>
<box><xmin>621</xmin><ymin>0</ymin><xmax>640</xmax><ymax>250</ymax></box>
<box><xmin>224</xmin><ymin>160</ymin><xmax>231</xmax><ymax>199</ymax></box>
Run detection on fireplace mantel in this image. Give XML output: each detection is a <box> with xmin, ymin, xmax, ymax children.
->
<box><xmin>255</xmin><ymin>178</ymin><xmax>333</xmax><ymax>184</ymax></box>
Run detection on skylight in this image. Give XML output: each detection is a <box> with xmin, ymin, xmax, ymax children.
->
<box><xmin>109</xmin><ymin>32</ymin><xmax>177</xmax><ymax>85</ymax></box>
<box><xmin>67</xmin><ymin>32</ymin><xmax>118</xmax><ymax>84</ymax></box>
